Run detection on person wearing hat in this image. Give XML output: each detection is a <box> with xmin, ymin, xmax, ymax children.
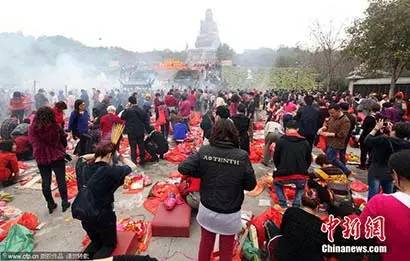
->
<box><xmin>359</xmin><ymin>150</ymin><xmax>410</xmax><ymax>261</ymax></box>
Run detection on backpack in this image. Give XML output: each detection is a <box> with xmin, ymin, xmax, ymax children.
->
<box><xmin>71</xmin><ymin>186</ymin><xmax>100</xmax><ymax>221</ymax></box>
<box><xmin>71</xmin><ymin>166</ymin><xmax>104</xmax><ymax>221</ymax></box>
<box><xmin>264</xmin><ymin>219</ymin><xmax>280</xmax><ymax>243</ymax></box>
<box><xmin>75</xmin><ymin>157</ymin><xmax>93</xmax><ymax>191</ymax></box>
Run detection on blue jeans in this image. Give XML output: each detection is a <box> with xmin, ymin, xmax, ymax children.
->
<box><xmin>326</xmin><ymin>146</ymin><xmax>351</xmax><ymax>175</ymax></box>
<box><xmin>368</xmin><ymin>176</ymin><xmax>394</xmax><ymax>201</ymax></box>
<box><xmin>274</xmin><ymin>180</ymin><xmax>306</xmax><ymax>208</ymax></box>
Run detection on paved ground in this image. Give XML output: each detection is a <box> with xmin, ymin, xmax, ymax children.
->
<box><xmin>1</xmin><ymin>143</ymin><xmax>366</xmax><ymax>260</ymax></box>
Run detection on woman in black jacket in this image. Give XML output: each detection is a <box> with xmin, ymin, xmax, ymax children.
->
<box><xmin>77</xmin><ymin>142</ymin><xmax>137</xmax><ymax>259</ymax></box>
<box><xmin>178</xmin><ymin>119</ymin><xmax>256</xmax><ymax>261</ymax></box>
<box><xmin>365</xmin><ymin>121</ymin><xmax>410</xmax><ymax>200</ymax></box>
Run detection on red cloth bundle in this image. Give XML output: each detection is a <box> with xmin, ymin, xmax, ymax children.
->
<box><xmin>249</xmin><ymin>140</ymin><xmax>264</xmax><ymax>163</ymax></box>
<box><xmin>250</xmin><ymin>207</ymin><xmax>283</xmax><ymax>247</ymax></box>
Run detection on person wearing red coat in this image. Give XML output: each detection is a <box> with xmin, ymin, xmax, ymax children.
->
<box><xmin>164</xmin><ymin>91</ymin><xmax>178</xmax><ymax>112</ymax></box>
<box><xmin>0</xmin><ymin>140</ymin><xmax>19</xmax><ymax>186</ymax></box>
<box><xmin>99</xmin><ymin>106</ymin><xmax>124</xmax><ymax>142</ymax></box>
<box><xmin>53</xmin><ymin>101</ymin><xmax>67</xmax><ymax>128</ymax></box>
<box><xmin>188</xmin><ymin>90</ymin><xmax>197</xmax><ymax>110</ymax></box>
<box><xmin>29</xmin><ymin>107</ymin><xmax>69</xmax><ymax>213</ymax></box>
<box><xmin>9</xmin><ymin>91</ymin><xmax>26</xmax><ymax>123</ymax></box>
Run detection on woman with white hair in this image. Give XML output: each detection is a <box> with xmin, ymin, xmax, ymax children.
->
<box><xmin>99</xmin><ymin>105</ymin><xmax>124</xmax><ymax>142</ymax></box>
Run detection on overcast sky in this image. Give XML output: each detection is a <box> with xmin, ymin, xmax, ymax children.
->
<box><xmin>0</xmin><ymin>0</ymin><xmax>369</xmax><ymax>52</ymax></box>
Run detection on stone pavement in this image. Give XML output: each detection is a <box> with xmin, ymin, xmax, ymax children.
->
<box><xmin>1</xmin><ymin>146</ymin><xmax>366</xmax><ymax>260</ymax></box>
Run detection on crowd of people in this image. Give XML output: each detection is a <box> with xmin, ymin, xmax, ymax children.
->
<box><xmin>0</xmin><ymin>84</ymin><xmax>409</xmax><ymax>260</ymax></box>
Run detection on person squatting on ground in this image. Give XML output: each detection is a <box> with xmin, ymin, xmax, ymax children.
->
<box><xmin>144</xmin><ymin>126</ymin><xmax>169</xmax><ymax>161</ymax></box>
<box><xmin>273</xmin><ymin>120</ymin><xmax>311</xmax><ymax>208</ymax></box>
<box><xmin>28</xmin><ymin>107</ymin><xmax>70</xmax><ymax>214</ymax></box>
<box><xmin>0</xmin><ymin>140</ymin><xmax>19</xmax><ymax>187</ymax></box>
<box><xmin>178</xmin><ymin>119</ymin><xmax>256</xmax><ymax>261</ymax></box>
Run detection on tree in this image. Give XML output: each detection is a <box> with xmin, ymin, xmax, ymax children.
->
<box><xmin>216</xmin><ymin>43</ymin><xmax>235</xmax><ymax>61</ymax></box>
<box><xmin>310</xmin><ymin>21</ymin><xmax>346</xmax><ymax>91</ymax></box>
<box><xmin>347</xmin><ymin>0</ymin><xmax>410</xmax><ymax>98</ymax></box>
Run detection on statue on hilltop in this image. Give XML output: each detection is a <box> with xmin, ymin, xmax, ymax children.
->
<box><xmin>195</xmin><ymin>9</ymin><xmax>221</xmax><ymax>49</ymax></box>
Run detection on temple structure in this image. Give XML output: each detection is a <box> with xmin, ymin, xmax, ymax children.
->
<box><xmin>187</xmin><ymin>9</ymin><xmax>221</xmax><ymax>65</ymax></box>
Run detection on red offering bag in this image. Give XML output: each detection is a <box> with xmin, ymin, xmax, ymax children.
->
<box><xmin>350</xmin><ymin>180</ymin><xmax>368</xmax><ymax>192</ymax></box>
<box><xmin>190</xmin><ymin>112</ymin><xmax>202</xmax><ymax>126</ymax></box>
<box><xmin>0</xmin><ymin>219</ymin><xmax>18</xmax><ymax>241</ymax></box>
<box><xmin>317</xmin><ymin>135</ymin><xmax>327</xmax><ymax>152</ymax></box>
<box><xmin>250</xmin><ymin>207</ymin><xmax>283</xmax><ymax>248</ymax></box>
<box><xmin>253</xmin><ymin>121</ymin><xmax>265</xmax><ymax>131</ymax></box>
<box><xmin>17</xmin><ymin>212</ymin><xmax>39</xmax><ymax>230</ymax></box>
<box><xmin>143</xmin><ymin>197</ymin><xmax>162</xmax><ymax>214</ymax></box>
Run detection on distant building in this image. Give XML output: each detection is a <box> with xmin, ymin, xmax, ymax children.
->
<box><xmin>347</xmin><ymin>76</ymin><xmax>410</xmax><ymax>96</ymax></box>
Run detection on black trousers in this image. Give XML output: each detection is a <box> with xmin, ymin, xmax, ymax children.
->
<box><xmin>359</xmin><ymin>141</ymin><xmax>369</xmax><ymax>167</ymax></box>
<box><xmin>11</xmin><ymin>110</ymin><xmax>25</xmax><ymax>123</ymax></box>
<box><xmin>17</xmin><ymin>150</ymin><xmax>34</xmax><ymax>161</ymax></box>
<box><xmin>129</xmin><ymin>135</ymin><xmax>145</xmax><ymax>164</ymax></box>
<box><xmin>304</xmin><ymin>134</ymin><xmax>316</xmax><ymax>151</ymax></box>
<box><xmin>82</xmin><ymin>210</ymin><xmax>117</xmax><ymax>259</ymax></box>
<box><xmin>38</xmin><ymin>160</ymin><xmax>68</xmax><ymax>206</ymax></box>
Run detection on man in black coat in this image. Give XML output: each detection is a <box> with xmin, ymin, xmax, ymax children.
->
<box><xmin>121</xmin><ymin>96</ymin><xmax>150</xmax><ymax>165</ymax></box>
<box><xmin>296</xmin><ymin>95</ymin><xmax>320</xmax><ymax>149</ymax></box>
<box><xmin>231</xmin><ymin>103</ymin><xmax>251</xmax><ymax>153</ymax></box>
<box><xmin>358</xmin><ymin>104</ymin><xmax>380</xmax><ymax>169</ymax></box>
<box><xmin>273</xmin><ymin>120</ymin><xmax>312</xmax><ymax>208</ymax></box>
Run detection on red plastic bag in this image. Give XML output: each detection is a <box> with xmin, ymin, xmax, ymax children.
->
<box><xmin>250</xmin><ymin>207</ymin><xmax>283</xmax><ymax>248</ymax></box>
<box><xmin>82</xmin><ymin>234</ymin><xmax>90</xmax><ymax>246</ymax></box>
<box><xmin>350</xmin><ymin>180</ymin><xmax>368</xmax><ymax>192</ymax></box>
<box><xmin>190</xmin><ymin>112</ymin><xmax>202</xmax><ymax>126</ymax></box>
<box><xmin>269</xmin><ymin>186</ymin><xmax>295</xmax><ymax>203</ymax></box>
<box><xmin>164</xmin><ymin>146</ymin><xmax>189</xmax><ymax>163</ymax></box>
<box><xmin>0</xmin><ymin>219</ymin><xmax>18</xmax><ymax>241</ymax></box>
<box><xmin>353</xmin><ymin>197</ymin><xmax>366</xmax><ymax>207</ymax></box>
<box><xmin>54</xmin><ymin>181</ymin><xmax>78</xmax><ymax>200</ymax></box>
<box><xmin>249</xmin><ymin>140</ymin><xmax>264</xmax><ymax>163</ymax></box>
<box><xmin>143</xmin><ymin>197</ymin><xmax>162</xmax><ymax>214</ymax></box>
<box><xmin>211</xmin><ymin>240</ymin><xmax>241</xmax><ymax>261</ymax></box>
<box><xmin>253</xmin><ymin>121</ymin><xmax>265</xmax><ymax>131</ymax></box>
<box><xmin>17</xmin><ymin>212</ymin><xmax>39</xmax><ymax>230</ymax></box>
<box><xmin>317</xmin><ymin>135</ymin><xmax>327</xmax><ymax>152</ymax></box>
